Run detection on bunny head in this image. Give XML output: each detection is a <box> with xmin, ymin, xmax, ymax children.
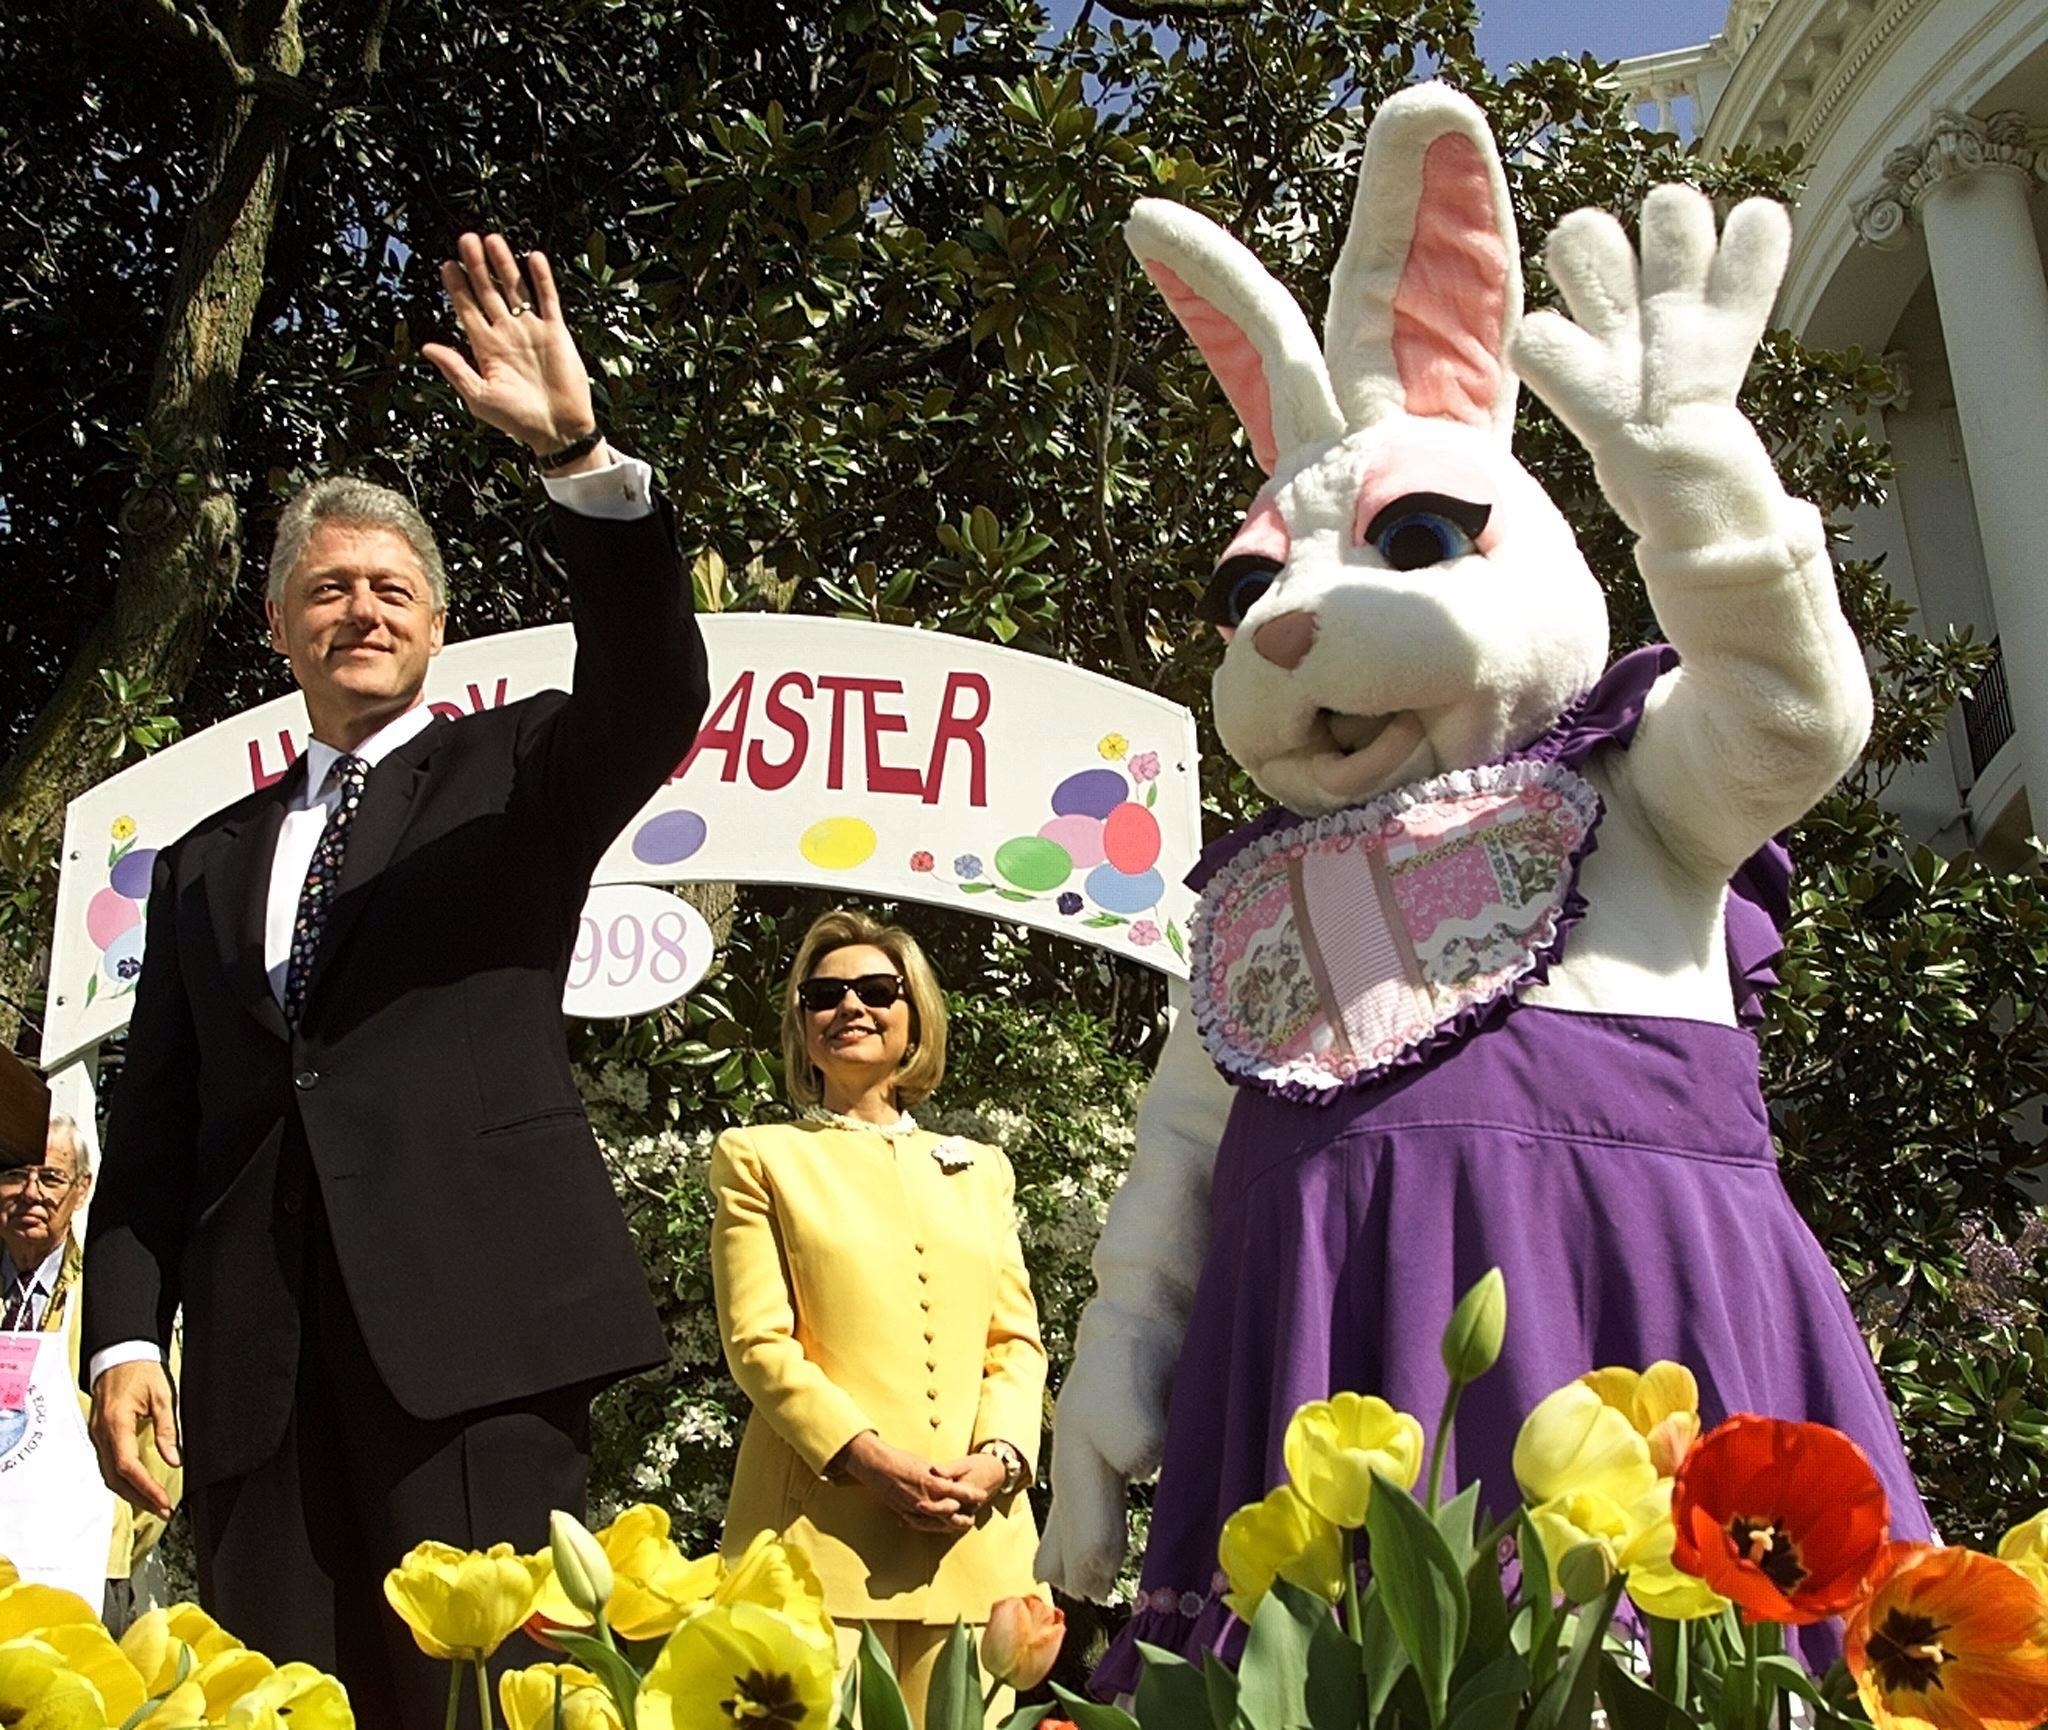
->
<box><xmin>1129</xmin><ymin>83</ymin><xmax>1609</xmax><ymax>816</ymax></box>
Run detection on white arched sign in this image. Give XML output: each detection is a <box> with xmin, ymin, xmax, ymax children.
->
<box><xmin>41</xmin><ymin>616</ymin><xmax>1202</xmax><ymax>1071</ymax></box>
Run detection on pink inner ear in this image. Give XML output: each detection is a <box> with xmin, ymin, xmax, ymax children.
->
<box><xmin>1391</xmin><ymin>134</ymin><xmax>1510</xmax><ymax>427</ymax></box>
<box><xmin>1143</xmin><ymin>260</ymin><xmax>1280</xmax><ymax>473</ymax></box>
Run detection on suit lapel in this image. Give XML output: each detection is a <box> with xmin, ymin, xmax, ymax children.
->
<box><xmin>298</xmin><ymin>717</ymin><xmax>446</xmax><ymax>1019</ymax></box>
<box><xmin>208</xmin><ymin>770</ymin><xmax>297</xmax><ymax>1043</ymax></box>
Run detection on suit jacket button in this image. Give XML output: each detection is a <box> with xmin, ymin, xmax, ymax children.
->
<box><xmin>927</xmin><ymin>1386</ymin><xmax>939</xmax><ymax>1399</ymax></box>
<box><xmin>294</xmin><ymin>1070</ymin><xmax>319</xmax><ymax>1091</ymax></box>
<box><xmin>283</xmin><ymin>1193</ymin><xmax>303</xmax><ymax>1216</ymax></box>
<box><xmin>929</xmin><ymin>1415</ymin><xmax>942</xmax><ymax>1428</ymax></box>
<box><xmin>923</xmin><ymin>1331</ymin><xmax>934</xmax><ymax>1344</ymax></box>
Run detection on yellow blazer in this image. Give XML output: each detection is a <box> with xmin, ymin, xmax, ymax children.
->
<box><xmin>710</xmin><ymin>1120</ymin><xmax>1046</xmax><ymax>1623</ymax></box>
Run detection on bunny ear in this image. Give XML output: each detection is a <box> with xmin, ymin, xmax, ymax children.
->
<box><xmin>1323</xmin><ymin>83</ymin><xmax>1523</xmax><ymax>442</ymax></box>
<box><xmin>1127</xmin><ymin>198</ymin><xmax>1345</xmax><ymax>473</ymax></box>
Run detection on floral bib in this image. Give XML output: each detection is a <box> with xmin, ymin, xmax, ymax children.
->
<box><xmin>1188</xmin><ymin>759</ymin><xmax>1601</xmax><ymax>1100</ymax></box>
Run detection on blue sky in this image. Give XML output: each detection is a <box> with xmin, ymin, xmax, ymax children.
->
<box><xmin>1040</xmin><ymin>1</ymin><xmax>1731</xmax><ymax>69</ymax></box>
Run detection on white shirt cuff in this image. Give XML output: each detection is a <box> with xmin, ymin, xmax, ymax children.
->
<box><xmin>540</xmin><ymin>450</ymin><xmax>655</xmax><ymax>520</ymax></box>
<box><xmin>88</xmin><ymin>1342</ymin><xmax>164</xmax><ymax>1387</ymax></box>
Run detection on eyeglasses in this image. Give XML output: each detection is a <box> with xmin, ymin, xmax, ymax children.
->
<box><xmin>796</xmin><ymin>974</ymin><xmax>907</xmax><ymax>1015</ymax></box>
<box><xmin>0</xmin><ymin>1167</ymin><xmax>81</xmax><ymax>1200</ymax></box>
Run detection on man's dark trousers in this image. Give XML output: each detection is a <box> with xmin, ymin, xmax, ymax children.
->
<box><xmin>86</xmin><ymin>502</ymin><xmax>709</xmax><ymax>1727</ymax></box>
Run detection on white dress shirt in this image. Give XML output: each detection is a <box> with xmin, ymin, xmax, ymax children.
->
<box><xmin>88</xmin><ymin>452</ymin><xmax>656</xmax><ymax>1389</ymax></box>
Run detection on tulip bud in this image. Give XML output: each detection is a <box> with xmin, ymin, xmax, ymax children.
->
<box><xmin>981</xmin><ymin>1595</ymin><xmax>1064</xmax><ymax>1690</ymax></box>
<box><xmin>1555</xmin><ymin>1540</ymin><xmax>1616</xmax><ymax>1606</ymax></box>
<box><xmin>1441</xmin><ymin>1268</ymin><xmax>1507</xmax><ymax>1386</ymax></box>
<box><xmin>549</xmin><ymin>1511</ymin><xmax>614</xmax><ymax>1620</ymax></box>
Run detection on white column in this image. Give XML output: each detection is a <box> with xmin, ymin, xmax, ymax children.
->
<box><xmin>1856</xmin><ymin>111</ymin><xmax>2048</xmax><ymax>807</ymax></box>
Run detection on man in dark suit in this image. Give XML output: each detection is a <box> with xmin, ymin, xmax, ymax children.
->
<box><xmin>83</xmin><ymin>232</ymin><xmax>708</xmax><ymax>1726</ymax></box>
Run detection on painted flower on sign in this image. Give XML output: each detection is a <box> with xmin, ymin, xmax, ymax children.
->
<box><xmin>909</xmin><ymin>851</ymin><xmax>934</xmax><ymax>873</ymax></box>
<box><xmin>954</xmin><ymin>854</ymin><xmax>983</xmax><ymax>881</ymax></box>
<box><xmin>1129</xmin><ymin>751</ymin><xmax>1161</xmax><ymax>783</ymax></box>
<box><xmin>1129</xmin><ymin>920</ymin><xmax>1160</xmax><ymax>948</ymax></box>
<box><xmin>1097</xmin><ymin>732</ymin><xmax>1129</xmax><ymax>760</ymax></box>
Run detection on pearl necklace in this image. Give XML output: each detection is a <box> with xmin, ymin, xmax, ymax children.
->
<box><xmin>799</xmin><ymin>1104</ymin><xmax>920</xmax><ymax>1139</ymax></box>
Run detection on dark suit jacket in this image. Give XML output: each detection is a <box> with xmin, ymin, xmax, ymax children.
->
<box><xmin>84</xmin><ymin>502</ymin><xmax>709</xmax><ymax>1486</ymax></box>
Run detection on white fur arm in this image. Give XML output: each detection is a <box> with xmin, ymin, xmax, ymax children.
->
<box><xmin>1511</xmin><ymin>187</ymin><xmax>1870</xmax><ymax>878</ymax></box>
<box><xmin>1037</xmin><ymin>984</ymin><xmax>1234</xmax><ymax>1600</ymax></box>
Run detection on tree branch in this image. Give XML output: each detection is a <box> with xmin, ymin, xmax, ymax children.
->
<box><xmin>1095</xmin><ymin>0</ymin><xmax>1253</xmax><ymax>17</ymax></box>
<box><xmin>140</xmin><ymin>0</ymin><xmax>252</xmax><ymax>87</ymax></box>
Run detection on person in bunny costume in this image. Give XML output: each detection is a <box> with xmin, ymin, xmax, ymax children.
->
<box><xmin>1035</xmin><ymin>83</ymin><xmax>1930</xmax><ymax>1688</ymax></box>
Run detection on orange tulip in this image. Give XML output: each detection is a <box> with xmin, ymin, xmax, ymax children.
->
<box><xmin>1669</xmin><ymin>1414</ymin><xmax>1888</xmax><ymax>1624</ymax></box>
<box><xmin>981</xmin><ymin>1595</ymin><xmax>1064</xmax><ymax>1690</ymax></box>
<box><xmin>1845</xmin><ymin>1543</ymin><xmax>2048</xmax><ymax>1730</ymax></box>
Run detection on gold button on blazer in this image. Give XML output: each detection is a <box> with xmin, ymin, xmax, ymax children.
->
<box><xmin>710</xmin><ymin>1121</ymin><xmax>1046</xmax><ymax>1623</ymax></box>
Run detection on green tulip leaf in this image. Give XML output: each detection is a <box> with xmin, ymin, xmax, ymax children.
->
<box><xmin>1526</xmin><ymin>1579</ymin><xmax>1624</xmax><ymax>1730</ymax></box>
<box><xmin>924</xmin><ymin>1620</ymin><xmax>979</xmax><ymax>1730</ymax></box>
<box><xmin>1046</xmin><ymin>1685</ymin><xmax>1140</xmax><ymax>1729</ymax></box>
<box><xmin>1433</xmin><ymin>1483</ymin><xmax>1483</xmax><ymax>1571</ymax></box>
<box><xmin>1364</xmin><ymin>1470</ymin><xmax>1470</xmax><ymax>1727</ymax></box>
<box><xmin>1134</xmin><ymin>1645</ymin><xmax>1215</xmax><ymax>1726</ymax></box>
<box><xmin>547</xmin><ymin>1630</ymin><xmax>644</xmax><ymax>1730</ymax></box>
<box><xmin>858</xmin><ymin>1623</ymin><xmax>915</xmax><ymax>1730</ymax></box>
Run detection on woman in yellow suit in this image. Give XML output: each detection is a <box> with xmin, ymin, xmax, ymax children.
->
<box><xmin>711</xmin><ymin>908</ymin><xmax>1048</xmax><ymax>1726</ymax></box>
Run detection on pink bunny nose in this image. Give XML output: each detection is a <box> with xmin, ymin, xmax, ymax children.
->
<box><xmin>1253</xmin><ymin>610</ymin><xmax>1318</xmax><ymax>670</ymax></box>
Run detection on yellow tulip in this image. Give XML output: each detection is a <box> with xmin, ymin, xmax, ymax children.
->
<box><xmin>37</xmin><ymin>1625</ymin><xmax>145</xmax><ymax>1723</ymax></box>
<box><xmin>637</xmin><ymin>1602</ymin><xmax>836</xmax><ymax>1730</ymax></box>
<box><xmin>1513</xmin><ymin>1381</ymin><xmax>1659</xmax><ymax>1509</ymax></box>
<box><xmin>501</xmin><ymin>1662</ymin><xmax>623</xmax><ymax>1730</ymax></box>
<box><xmin>1218</xmin><ymin>1485</ymin><xmax>1347</xmax><ymax>1620</ymax></box>
<box><xmin>548</xmin><ymin>1512</ymin><xmax>615</xmax><ymax>1622</ymax></box>
<box><xmin>383</xmin><ymin>1541</ymin><xmax>548</xmax><ymax>1662</ymax></box>
<box><xmin>1612</xmin><ymin>1482</ymin><xmax>1728</xmax><ymax>1623</ymax></box>
<box><xmin>710</xmin><ymin>1532</ymin><xmax>829</xmax><ymax>1642</ymax></box>
<box><xmin>222</xmin><ymin>1662</ymin><xmax>355</xmax><ymax>1730</ymax></box>
<box><xmin>121</xmin><ymin>1603</ymin><xmax>243</xmax><ymax>1696</ymax></box>
<box><xmin>0</xmin><ymin>1584</ymin><xmax>99</xmax><ymax>1647</ymax></box>
<box><xmin>0</xmin><ymin>1640</ymin><xmax>108</xmax><ymax>1730</ymax></box>
<box><xmin>1526</xmin><ymin>1479</ymin><xmax>1725</xmax><ymax>1622</ymax></box>
<box><xmin>0</xmin><ymin>1557</ymin><xmax>17</xmax><ymax>1590</ymax></box>
<box><xmin>1999</xmin><ymin>1509</ymin><xmax>2048</xmax><ymax>1593</ymax></box>
<box><xmin>532</xmin><ymin>1507</ymin><xmax>719</xmax><ymax>1642</ymax></box>
<box><xmin>1580</xmin><ymin>1362</ymin><xmax>1701</xmax><ymax>1477</ymax></box>
<box><xmin>129</xmin><ymin>1679</ymin><xmax>208</xmax><ymax>1730</ymax></box>
<box><xmin>1283</xmin><ymin>1393</ymin><xmax>1426</xmax><ymax>1529</ymax></box>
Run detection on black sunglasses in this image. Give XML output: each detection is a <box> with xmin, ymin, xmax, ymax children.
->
<box><xmin>796</xmin><ymin>973</ymin><xmax>907</xmax><ymax>1015</ymax></box>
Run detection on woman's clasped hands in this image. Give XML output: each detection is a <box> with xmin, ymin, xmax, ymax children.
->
<box><xmin>838</xmin><ymin>1432</ymin><xmax>1008</xmax><ymax>1534</ymax></box>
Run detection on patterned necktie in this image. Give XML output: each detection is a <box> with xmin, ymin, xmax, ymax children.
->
<box><xmin>283</xmin><ymin>754</ymin><xmax>369</xmax><ymax>1024</ymax></box>
<box><xmin>1</xmin><ymin>1274</ymin><xmax>39</xmax><ymax>1332</ymax></box>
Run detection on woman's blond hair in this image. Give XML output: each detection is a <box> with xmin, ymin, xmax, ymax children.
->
<box><xmin>781</xmin><ymin>909</ymin><xmax>947</xmax><ymax>1109</ymax></box>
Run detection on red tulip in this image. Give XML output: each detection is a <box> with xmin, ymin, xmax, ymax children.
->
<box><xmin>982</xmin><ymin>1594</ymin><xmax>1065</xmax><ymax>1690</ymax></box>
<box><xmin>1669</xmin><ymin>1413</ymin><xmax>1889</xmax><ymax>1624</ymax></box>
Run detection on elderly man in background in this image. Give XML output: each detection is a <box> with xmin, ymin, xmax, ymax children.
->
<box><xmin>0</xmin><ymin>1048</ymin><xmax>177</xmax><ymax>1620</ymax></box>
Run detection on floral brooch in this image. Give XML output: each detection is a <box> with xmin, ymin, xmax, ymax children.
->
<box><xmin>931</xmin><ymin>1137</ymin><xmax>977</xmax><ymax>1173</ymax></box>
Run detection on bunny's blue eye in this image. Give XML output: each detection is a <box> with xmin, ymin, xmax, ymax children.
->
<box><xmin>1362</xmin><ymin>491</ymin><xmax>1493</xmax><ymax>573</ymax></box>
<box><xmin>1375</xmin><ymin>512</ymin><xmax>1474</xmax><ymax>571</ymax></box>
<box><xmin>1199</xmin><ymin>553</ymin><xmax>1284</xmax><ymax>627</ymax></box>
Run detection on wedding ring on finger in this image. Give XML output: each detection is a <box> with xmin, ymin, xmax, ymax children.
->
<box><xmin>507</xmin><ymin>300</ymin><xmax>529</xmax><ymax>317</ymax></box>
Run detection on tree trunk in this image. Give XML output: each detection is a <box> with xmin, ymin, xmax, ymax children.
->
<box><xmin>0</xmin><ymin>1</ymin><xmax>304</xmax><ymax>1046</ymax></box>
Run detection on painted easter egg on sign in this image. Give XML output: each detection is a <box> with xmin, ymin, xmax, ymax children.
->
<box><xmin>109</xmin><ymin>847</ymin><xmax>158</xmax><ymax>901</ymax></box>
<box><xmin>632</xmin><ymin>809</ymin><xmax>708</xmax><ymax>866</ymax></box>
<box><xmin>1051</xmin><ymin>769</ymin><xmax>1128</xmax><ymax>820</ymax></box>
<box><xmin>800</xmin><ymin>817</ymin><xmax>878</xmax><ymax>871</ymax></box>
<box><xmin>101</xmin><ymin>923</ymin><xmax>146</xmax><ymax>983</ymax></box>
<box><xmin>1086</xmin><ymin>864</ymin><xmax>1166</xmax><ymax>915</ymax></box>
<box><xmin>1102</xmin><ymin>802</ymin><xmax>1162</xmax><ymax>875</ymax></box>
<box><xmin>86</xmin><ymin>887</ymin><xmax>141</xmax><ymax>950</ymax></box>
<box><xmin>1038</xmin><ymin>814</ymin><xmax>1105</xmax><ymax>868</ymax></box>
<box><xmin>995</xmin><ymin>836</ymin><xmax>1073</xmax><ymax>893</ymax></box>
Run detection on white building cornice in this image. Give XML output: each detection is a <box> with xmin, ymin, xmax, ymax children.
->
<box><xmin>1851</xmin><ymin>109</ymin><xmax>2046</xmax><ymax>247</ymax></box>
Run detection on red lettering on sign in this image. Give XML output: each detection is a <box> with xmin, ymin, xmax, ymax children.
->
<box><xmin>747</xmin><ymin>673</ymin><xmax>812</xmax><ymax>792</ymax></box>
<box><xmin>679</xmin><ymin>670</ymin><xmax>755</xmax><ymax>783</ymax></box>
<box><xmin>923</xmin><ymin>672</ymin><xmax>990</xmax><ymax>807</ymax></box>
<box><xmin>859</xmin><ymin>680</ymin><xmax>924</xmax><ymax>797</ymax></box>
<box><xmin>815</xmin><ymin>675</ymin><xmax>865</xmax><ymax>792</ymax></box>
<box><xmin>248</xmin><ymin>730</ymin><xmax>301</xmax><ymax>790</ymax></box>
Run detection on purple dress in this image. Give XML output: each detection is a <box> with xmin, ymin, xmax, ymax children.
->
<box><xmin>1091</xmin><ymin>650</ymin><xmax>1929</xmax><ymax>1695</ymax></box>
